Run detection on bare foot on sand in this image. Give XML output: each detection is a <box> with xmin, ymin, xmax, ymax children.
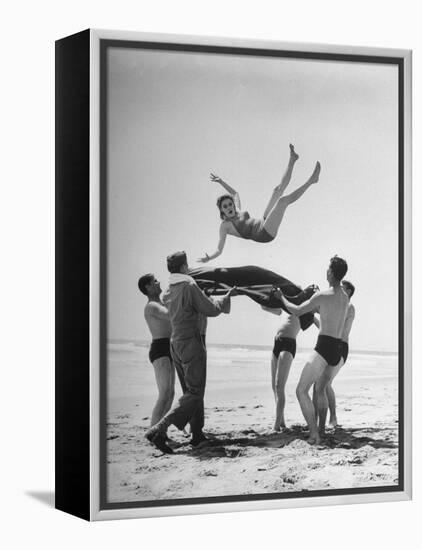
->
<box><xmin>309</xmin><ymin>161</ymin><xmax>321</xmax><ymax>184</ymax></box>
<box><xmin>329</xmin><ymin>418</ymin><xmax>338</xmax><ymax>428</ymax></box>
<box><xmin>289</xmin><ymin>143</ymin><xmax>299</xmax><ymax>162</ymax></box>
<box><xmin>273</xmin><ymin>421</ymin><xmax>287</xmax><ymax>432</ymax></box>
<box><xmin>308</xmin><ymin>432</ymin><xmax>321</xmax><ymax>445</ymax></box>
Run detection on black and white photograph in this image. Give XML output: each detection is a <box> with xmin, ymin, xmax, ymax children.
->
<box><xmin>99</xmin><ymin>36</ymin><xmax>408</xmax><ymax>510</ymax></box>
<box><xmin>4</xmin><ymin>0</ymin><xmax>421</xmax><ymax>545</ymax></box>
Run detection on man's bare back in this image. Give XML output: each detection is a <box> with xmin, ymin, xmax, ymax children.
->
<box><xmin>315</xmin><ymin>287</ymin><xmax>349</xmax><ymax>339</ymax></box>
<box><xmin>275</xmin><ymin>286</ymin><xmax>349</xmax><ymax>339</ymax></box>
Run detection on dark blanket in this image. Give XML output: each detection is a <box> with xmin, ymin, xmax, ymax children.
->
<box><xmin>189</xmin><ymin>265</ymin><xmax>316</xmax><ymax>331</ymax></box>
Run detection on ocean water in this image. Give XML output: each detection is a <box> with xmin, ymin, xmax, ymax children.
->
<box><xmin>107</xmin><ymin>341</ymin><xmax>399</xmax><ymax>420</ymax></box>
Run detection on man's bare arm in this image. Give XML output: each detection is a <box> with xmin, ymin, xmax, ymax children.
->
<box><xmin>341</xmin><ymin>304</ymin><xmax>355</xmax><ymax>340</ymax></box>
<box><xmin>277</xmin><ymin>291</ymin><xmax>322</xmax><ymax>317</ymax></box>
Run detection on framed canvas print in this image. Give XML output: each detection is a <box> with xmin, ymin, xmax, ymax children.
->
<box><xmin>55</xmin><ymin>29</ymin><xmax>412</xmax><ymax>521</ymax></box>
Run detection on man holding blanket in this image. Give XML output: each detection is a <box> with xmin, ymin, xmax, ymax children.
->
<box><xmin>146</xmin><ymin>251</ymin><xmax>235</xmax><ymax>454</ymax></box>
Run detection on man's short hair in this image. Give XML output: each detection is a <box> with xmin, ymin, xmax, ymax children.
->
<box><xmin>167</xmin><ymin>251</ymin><xmax>187</xmax><ymax>273</ymax></box>
<box><xmin>329</xmin><ymin>255</ymin><xmax>348</xmax><ymax>282</ymax></box>
<box><xmin>342</xmin><ymin>279</ymin><xmax>355</xmax><ymax>297</ymax></box>
<box><xmin>138</xmin><ymin>273</ymin><xmax>155</xmax><ymax>295</ymax></box>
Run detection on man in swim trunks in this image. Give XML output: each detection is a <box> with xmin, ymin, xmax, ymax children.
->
<box><xmin>145</xmin><ymin>251</ymin><xmax>235</xmax><ymax>454</ymax></box>
<box><xmin>138</xmin><ymin>273</ymin><xmax>175</xmax><ymax>427</ymax></box>
<box><xmin>313</xmin><ymin>280</ymin><xmax>356</xmax><ymax>428</ymax></box>
<box><xmin>277</xmin><ymin>256</ymin><xmax>349</xmax><ymax>444</ymax></box>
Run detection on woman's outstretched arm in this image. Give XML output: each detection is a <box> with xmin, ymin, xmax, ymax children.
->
<box><xmin>210</xmin><ymin>173</ymin><xmax>237</xmax><ymax>195</ymax></box>
<box><xmin>210</xmin><ymin>173</ymin><xmax>241</xmax><ymax>209</ymax></box>
<box><xmin>197</xmin><ymin>223</ymin><xmax>228</xmax><ymax>263</ymax></box>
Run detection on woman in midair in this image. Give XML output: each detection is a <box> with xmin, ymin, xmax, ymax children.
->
<box><xmin>198</xmin><ymin>145</ymin><xmax>320</xmax><ymax>263</ymax></box>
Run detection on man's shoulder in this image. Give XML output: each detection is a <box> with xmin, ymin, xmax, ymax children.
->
<box><xmin>145</xmin><ymin>301</ymin><xmax>163</xmax><ymax>313</ymax></box>
<box><xmin>317</xmin><ymin>290</ymin><xmax>332</xmax><ymax>299</ymax></box>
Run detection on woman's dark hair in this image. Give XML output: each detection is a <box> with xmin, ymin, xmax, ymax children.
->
<box><xmin>138</xmin><ymin>273</ymin><xmax>155</xmax><ymax>295</ymax></box>
<box><xmin>342</xmin><ymin>279</ymin><xmax>355</xmax><ymax>297</ymax></box>
<box><xmin>329</xmin><ymin>255</ymin><xmax>348</xmax><ymax>282</ymax></box>
<box><xmin>216</xmin><ymin>194</ymin><xmax>236</xmax><ymax>220</ymax></box>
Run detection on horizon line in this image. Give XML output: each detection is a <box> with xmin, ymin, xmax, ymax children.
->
<box><xmin>108</xmin><ymin>337</ymin><xmax>398</xmax><ymax>356</ymax></box>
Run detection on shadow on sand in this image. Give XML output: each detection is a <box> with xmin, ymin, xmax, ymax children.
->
<box><xmin>174</xmin><ymin>424</ymin><xmax>397</xmax><ymax>459</ymax></box>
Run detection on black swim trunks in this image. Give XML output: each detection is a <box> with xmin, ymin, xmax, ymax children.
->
<box><xmin>149</xmin><ymin>338</ymin><xmax>171</xmax><ymax>364</ymax></box>
<box><xmin>341</xmin><ymin>341</ymin><xmax>349</xmax><ymax>364</ymax></box>
<box><xmin>273</xmin><ymin>336</ymin><xmax>296</xmax><ymax>359</ymax></box>
<box><xmin>314</xmin><ymin>335</ymin><xmax>343</xmax><ymax>366</ymax></box>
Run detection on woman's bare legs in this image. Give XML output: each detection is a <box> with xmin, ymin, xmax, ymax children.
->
<box><xmin>272</xmin><ymin>352</ymin><xmax>294</xmax><ymax>431</ymax></box>
<box><xmin>263</xmin><ymin>144</ymin><xmax>299</xmax><ymax>219</ymax></box>
<box><xmin>263</xmin><ymin>161</ymin><xmax>320</xmax><ymax>238</ymax></box>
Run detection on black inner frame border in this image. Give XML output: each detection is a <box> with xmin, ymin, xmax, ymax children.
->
<box><xmin>99</xmin><ymin>39</ymin><xmax>405</xmax><ymax>511</ymax></box>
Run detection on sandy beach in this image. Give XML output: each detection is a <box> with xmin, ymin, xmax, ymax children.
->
<box><xmin>106</xmin><ymin>342</ymin><xmax>399</xmax><ymax>503</ymax></box>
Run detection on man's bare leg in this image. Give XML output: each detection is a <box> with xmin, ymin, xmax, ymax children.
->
<box><xmin>312</xmin><ymin>384</ymin><xmax>326</xmax><ymax>424</ymax></box>
<box><xmin>271</xmin><ymin>354</ymin><xmax>277</xmax><ymax>414</ymax></box>
<box><xmin>150</xmin><ymin>357</ymin><xmax>175</xmax><ymax>426</ymax></box>
<box><xmin>263</xmin><ymin>162</ymin><xmax>320</xmax><ymax>238</ymax></box>
<box><xmin>326</xmin><ymin>361</ymin><xmax>343</xmax><ymax>426</ymax></box>
<box><xmin>273</xmin><ymin>352</ymin><xmax>294</xmax><ymax>431</ymax></box>
<box><xmin>296</xmin><ymin>352</ymin><xmax>327</xmax><ymax>444</ymax></box>
<box><xmin>315</xmin><ymin>360</ymin><xmax>343</xmax><ymax>435</ymax></box>
<box><xmin>263</xmin><ymin>144</ymin><xmax>299</xmax><ymax>219</ymax></box>
<box><xmin>326</xmin><ymin>383</ymin><xmax>338</xmax><ymax>427</ymax></box>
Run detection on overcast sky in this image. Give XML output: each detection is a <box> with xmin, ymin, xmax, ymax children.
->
<box><xmin>106</xmin><ymin>46</ymin><xmax>398</xmax><ymax>352</ymax></box>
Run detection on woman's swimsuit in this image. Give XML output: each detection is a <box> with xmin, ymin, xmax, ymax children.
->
<box><xmin>314</xmin><ymin>335</ymin><xmax>343</xmax><ymax>366</ymax></box>
<box><xmin>149</xmin><ymin>338</ymin><xmax>171</xmax><ymax>364</ymax></box>
<box><xmin>273</xmin><ymin>336</ymin><xmax>296</xmax><ymax>359</ymax></box>
<box><xmin>341</xmin><ymin>341</ymin><xmax>349</xmax><ymax>364</ymax></box>
<box><xmin>230</xmin><ymin>211</ymin><xmax>273</xmax><ymax>243</ymax></box>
